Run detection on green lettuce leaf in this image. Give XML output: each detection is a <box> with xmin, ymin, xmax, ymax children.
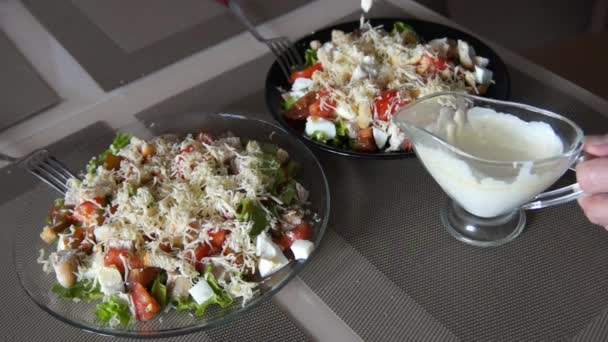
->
<box><xmin>52</xmin><ymin>279</ymin><xmax>103</xmax><ymax>301</ymax></box>
<box><xmin>304</xmin><ymin>48</ymin><xmax>318</xmax><ymax>67</ymax></box>
<box><xmin>95</xmin><ymin>295</ymin><xmax>131</xmax><ymax>326</ymax></box>
<box><xmin>391</xmin><ymin>21</ymin><xmax>415</xmax><ymax>34</ymax></box>
<box><xmin>310</xmin><ymin>131</ymin><xmax>328</xmax><ymax>142</ymax></box>
<box><xmin>173</xmin><ymin>265</ymin><xmax>233</xmax><ymax>316</ymax></box>
<box><xmin>87</xmin><ymin>132</ymin><xmax>132</xmax><ymax>174</ymax></box>
<box><xmin>151</xmin><ymin>272</ymin><xmax>168</xmax><ymax>308</ymax></box>
<box><xmin>204</xmin><ymin>264</ymin><xmax>233</xmax><ymax>308</ymax></box>
<box><xmin>282</xmin><ymin>96</ymin><xmax>298</xmax><ymax>111</ymax></box>
<box><xmin>236</xmin><ymin>199</ymin><xmax>269</xmax><ymax>238</ymax></box>
<box><xmin>280</xmin><ymin>181</ymin><xmax>297</xmax><ymax>205</ymax></box>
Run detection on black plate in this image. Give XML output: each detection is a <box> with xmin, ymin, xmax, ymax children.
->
<box><xmin>265</xmin><ymin>18</ymin><xmax>511</xmax><ymax>159</ymax></box>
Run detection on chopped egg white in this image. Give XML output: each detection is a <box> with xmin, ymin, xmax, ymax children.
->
<box><xmin>98</xmin><ymin>266</ymin><xmax>124</xmax><ymax>295</ymax></box>
<box><xmin>290</xmin><ymin>240</ymin><xmax>314</xmax><ymax>260</ymax></box>
<box><xmin>189</xmin><ymin>279</ymin><xmax>214</xmax><ymax>305</ymax></box>
<box><xmin>305</xmin><ymin>116</ymin><xmax>337</xmax><ymax>139</ymax></box>
<box><xmin>258</xmin><ymin>253</ymin><xmax>289</xmax><ymax>278</ymax></box>
<box><xmin>474</xmin><ymin>65</ymin><xmax>493</xmax><ymax>85</ymax></box>
<box><xmin>256</xmin><ymin>233</ymin><xmax>282</xmax><ymax>259</ymax></box>
<box><xmin>372</xmin><ymin>127</ymin><xmax>389</xmax><ymax>149</ymax></box>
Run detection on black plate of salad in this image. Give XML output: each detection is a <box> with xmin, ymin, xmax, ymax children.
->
<box><xmin>265</xmin><ymin>18</ymin><xmax>511</xmax><ymax>159</ymax></box>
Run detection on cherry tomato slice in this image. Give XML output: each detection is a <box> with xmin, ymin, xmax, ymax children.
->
<box><xmin>352</xmin><ymin>127</ymin><xmax>378</xmax><ymax>152</ymax></box>
<box><xmin>131</xmin><ymin>282</ymin><xmax>161</xmax><ymax>322</ymax></box>
<box><xmin>185</xmin><ymin>243</ymin><xmax>212</xmax><ymax>272</ymax></box>
<box><xmin>309</xmin><ymin>96</ymin><xmax>336</xmax><ymax>118</ymax></box>
<box><xmin>275</xmin><ymin>223</ymin><xmax>314</xmax><ymax>251</ymax></box>
<box><xmin>104</xmin><ymin>248</ymin><xmax>141</xmax><ymax>275</ymax></box>
<box><xmin>128</xmin><ymin>267</ymin><xmax>159</xmax><ymax>290</ymax></box>
<box><xmin>208</xmin><ymin>229</ymin><xmax>227</xmax><ymax>249</ymax></box>
<box><xmin>73</xmin><ymin>201</ymin><xmax>104</xmax><ymax>225</ymax></box>
<box><xmin>289</xmin><ymin>63</ymin><xmax>323</xmax><ymax>83</ymax></box>
<box><xmin>284</xmin><ymin>91</ymin><xmax>318</xmax><ymax>120</ymax></box>
<box><xmin>374</xmin><ymin>90</ymin><xmax>409</xmax><ymax>121</ymax></box>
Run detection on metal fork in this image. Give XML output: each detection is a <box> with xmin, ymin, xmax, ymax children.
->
<box><xmin>221</xmin><ymin>0</ymin><xmax>303</xmax><ymax>79</ymax></box>
<box><xmin>0</xmin><ymin>150</ymin><xmax>79</xmax><ymax>194</ymax></box>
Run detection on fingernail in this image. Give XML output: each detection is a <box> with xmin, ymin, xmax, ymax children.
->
<box><xmin>586</xmin><ymin>135</ymin><xmax>608</xmax><ymax>146</ymax></box>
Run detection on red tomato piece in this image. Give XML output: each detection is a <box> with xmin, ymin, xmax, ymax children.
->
<box><xmin>128</xmin><ymin>267</ymin><xmax>159</xmax><ymax>290</ymax></box>
<box><xmin>289</xmin><ymin>63</ymin><xmax>323</xmax><ymax>83</ymax></box>
<box><xmin>351</xmin><ymin>127</ymin><xmax>378</xmax><ymax>152</ymax></box>
<box><xmin>374</xmin><ymin>90</ymin><xmax>409</xmax><ymax>121</ymax></box>
<box><xmin>419</xmin><ymin>55</ymin><xmax>448</xmax><ymax>74</ymax></box>
<box><xmin>274</xmin><ymin>234</ymin><xmax>293</xmax><ymax>252</ymax></box>
<box><xmin>185</xmin><ymin>243</ymin><xmax>212</xmax><ymax>272</ymax></box>
<box><xmin>208</xmin><ymin>229</ymin><xmax>227</xmax><ymax>249</ymax></box>
<box><xmin>434</xmin><ymin>56</ymin><xmax>448</xmax><ymax>71</ymax></box>
<box><xmin>179</xmin><ymin>145</ymin><xmax>195</xmax><ymax>154</ymax></box>
<box><xmin>284</xmin><ymin>92</ymin><xmax>317</xmax><ymax>120</ymax></box>
<box><xmin>275</xmin><ymin>223</ymin><xmax>314</xmax><ymax>251</ymax></box>
<box><xmin>73</xmin><ymin>201</ymin><xmax>104</xmax><ymax>225</ymax></box>
<box><xmin>287</xmin><ymin>223</ymin><xmax>313</xmax><ymax>241</ymax></box>
<box><xmin>131</xmin><ymin>283</ymin><xmax>161</xmax><ymax>322</ymax></box>
<box><xmin>309</xmin><ymin>96</ymin><xmax>336</xmax><ymax>118</ymax></box>
<box><xmin>103</xmin><ymin>248</ymin><xmax>130</xmax><ymax>274</ymax></box>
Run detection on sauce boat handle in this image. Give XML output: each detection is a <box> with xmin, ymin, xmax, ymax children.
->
<box><xmin>520</xmin><ymin>154</ymin><xmax>585</xmax><ymax>210</ymax></box>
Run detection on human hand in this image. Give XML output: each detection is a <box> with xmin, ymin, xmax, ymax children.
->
<box><xmin>577</xmin><ymin>135</ymin><xmax>608</xmax><ymax>227</ymax></box>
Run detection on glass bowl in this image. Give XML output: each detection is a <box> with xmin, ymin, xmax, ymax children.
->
<box><xmin>13</xmin><ymin>112</ymin><xmax>330</xmax><ymax>338</ymax></box>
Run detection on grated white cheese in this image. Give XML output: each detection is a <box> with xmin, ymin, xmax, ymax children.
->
<box><xmin>288</xmin><ymin>20</ymin><xmax>492</xmax><ymax>152</ymax></box>
<box><xmin>45</xmin><ymin>133</ymin><xmax>314</xmax><ymax>307</ymax></box>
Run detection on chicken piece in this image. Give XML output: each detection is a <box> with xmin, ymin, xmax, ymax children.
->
<box><xmin>357</xmin><ymin>101</ymin><xmax>373</xmax><ymax>129</ymax></box>
<box><xmin>331</xmin><ymin>30</ymin><xmax>348</xmax><ymax>45</ymax></box>
<box><xmin>167</xmin><ymin>272</ymin><xmax>192</xmax><ymax>298</ymax></box>
<box><xmin>457</xmin><ymin>40</ymin><xmax>476</xmax><ymax>70</ymax></box>
<box><xmin>52</xmin><ymin>251</ymin><xmax>78</xmax><ymax>288</ymax></box>
<box><xmin>141</xmin><ymin>143</ymin><xmax>156</xmax><ymax>158</ymax></box>
<box><xmin>40</xmin><ymin>226</ymin><xmax>59</xmax><ymax>244</ymax></box>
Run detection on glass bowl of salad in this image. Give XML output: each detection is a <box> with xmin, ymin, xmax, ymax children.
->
<box><xmin>13</xmin><ymin>112</ymin><xmax>330</xmax><ymax>338</ymax></box>
<box><xmin>265</xmin><ymin>18</ymin><xmax>510</xmax><ymax>159</ymax></box>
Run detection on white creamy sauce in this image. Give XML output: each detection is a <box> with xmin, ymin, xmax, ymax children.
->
<box><xmin>361</xmin><ymin>0</ymin><xmax>373</xmax><ymax>13</ymax></box>
<box><xmin>415</xmin><ymin>107</ymin><xmax>565</xmax><ymax>218</ymax></box>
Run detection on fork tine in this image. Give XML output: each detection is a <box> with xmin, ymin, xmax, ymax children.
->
<box><xmin>289</xmin><ymin>41</ymin><xmax>304</xmax><ymax>66</ymax></box>
<box><xmin>47</xmin><ymin>156</ymin><xmax>79</xmax><ymax>181</ymax></box>
<box><xmin>41</xmin><ymin>159</ymin><xmax>72</xmax><ymax>184</ymax></box>
<box><xmin>278</xmin><ymin>38</ymin><xmax>303</xmax><ymax>68</ymax></box>
<box><xmin>28</xmin><ymin>168</ymin><xmax>69</xmax><ymax>194</ymax></box>
<box><xmin>275</xmin><ymin>39</ymin><xmax>298</xmax><ymax>71</ymax></box>
<box><xmin>268</xmin><ymin>42</ymin><xmax>290</xmax><ymax>80</ymax></box>
<box><xmin>18</xmin><ymin>149</ymin><xmax>78</xmax><ymax>195</ymax></box>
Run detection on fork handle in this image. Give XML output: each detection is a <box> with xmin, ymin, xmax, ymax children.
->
<box><xmin>0</xmin><ymin>152</ymin><xmax>17</xmax><ymax>162</ymax></box>
<box><xmin>219</xmin><ymin>0</ymin><xmax>265</xmax><ymax>42</ymax></box>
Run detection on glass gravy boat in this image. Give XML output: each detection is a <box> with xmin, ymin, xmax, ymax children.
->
<box><xmin>392</xmin><ymin>92</ymin><xmax>584</xmax><ymax>247</ymax></box>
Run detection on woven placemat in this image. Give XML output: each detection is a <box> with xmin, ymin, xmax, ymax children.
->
<box><xmin>133</xmin><ymin>46</ymin><xmax>608</xmax><ymax>341</ymax></box>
